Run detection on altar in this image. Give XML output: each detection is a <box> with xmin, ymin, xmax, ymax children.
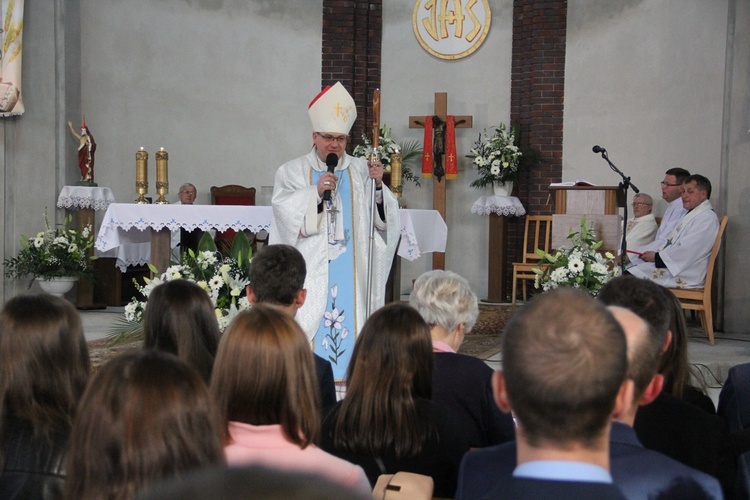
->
<box><xmin>95</xmin><ymin>203</ymin><xmax>447</xmax><ymax>274</ymax></box>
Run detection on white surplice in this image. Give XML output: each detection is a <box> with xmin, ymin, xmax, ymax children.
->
<box><xmin>269</xmin><ymin>149</ymin><xmax>400</xmax><ymax>342</ymax></box>
<box><xmin>628</xmin><ymin>200</ymin><xmax>718</xmax><ymax>288</ymax></box>
<box><xmin>624</xmin><ymin>213</ymin><xmax>658</xmax><ymax>251</ymax></box>
<box><xmin>629</xmin><ymin>198</ymin><xmax>687</xmax><ymax>265</ymax></box>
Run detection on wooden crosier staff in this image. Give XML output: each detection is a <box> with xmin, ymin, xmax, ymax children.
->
<box><xmin>366</xmin><ymin>89</ymin><xmax>380</xmax><ymax>318</ymax></box>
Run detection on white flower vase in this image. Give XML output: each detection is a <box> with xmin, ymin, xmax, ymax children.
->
<box><xmin>36</xmin><ymin>277</ymin><xmax>77</xmax><ymax>297</ymax></box>
<box><xmin>493</xmin><ymin>181</ymin><xmax>514</xmax><ymax>197</ymax></box>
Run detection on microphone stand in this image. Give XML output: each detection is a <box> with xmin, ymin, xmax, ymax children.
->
<box><xmin>594</xmin><ymin>148</ymin><xmax>639</xmax><ymax>274</ymax></box>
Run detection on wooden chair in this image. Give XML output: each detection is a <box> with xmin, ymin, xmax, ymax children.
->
<box><xmin>668</xmin><ymin>215</ymin><xmax>729</xmax><ymax>345</ymax></box>
<box><xmin>210</xmin><ymin>185</ymin><xmax>258</xmax><ymax>255</ymax></box>
<box><xmin>511</xmin><ymin>215</ymin><xmax>553</xmax><ymax>305</ymax></box>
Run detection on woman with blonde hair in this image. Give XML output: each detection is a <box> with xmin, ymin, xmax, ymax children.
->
<box><xmin>0</xmin><ymin>294</ymin><xmax>89</xmax><ymax>499</ymax></box>
<box><xmin>321</xmin><ymin>302</ymin><xmax>468</xmax><ymax>498</ymax></box>
<box><xmin>410</xmin><ymin>270</ymin><xmax>515</xmax><ymax>448</ymax></box>
<box><xmin>210</xmin><ymin>304</ymin><xmax>370</xmax><ymax>496</ymax></box>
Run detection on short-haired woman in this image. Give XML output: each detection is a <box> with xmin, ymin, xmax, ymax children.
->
<box><xmin>410</xmin><ymin>270</ymin><xmax>515</xmax><ymax>448</ymax></box>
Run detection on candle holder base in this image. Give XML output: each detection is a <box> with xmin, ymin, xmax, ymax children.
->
<box><xmin>154</xmin><ymin>195</ymin><xmax>169</xmax><ymax>205</ymax></box>
<box><xmin>134</xmin><ymin>194</ymin><xmax>149</xmax><ymax>204</ymax></box>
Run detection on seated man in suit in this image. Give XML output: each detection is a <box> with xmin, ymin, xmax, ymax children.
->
<box><xmin>246</xmin><ymin>244</ymin><xmax>337</xmax><ymax>410</ymax></box>
<box><xmin>627</xmin><ymin>174</ymin><xmax>719</xmax><ymax>289</ymax></box>
<box><xmin>461</xmin><ymin>288</ymin><xmax>630</xmax><ymax>499</ymax></box>
<box><xmin>457</xmin><ymin>285</ymin><xmax>722</xmax><ymax>499</ymax></box>
<box><xmin>599</xmin><ymin>276</ymin><xmax>729</xmax><ymax>492</ymax></box>
<box><xmin>606</xmin><ymin>306</ymin><xmax>722</xmax><ymax>499</ymax></box>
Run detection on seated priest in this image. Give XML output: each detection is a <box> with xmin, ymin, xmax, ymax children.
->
<box><xmin>627</xmin><ymin>175</ymin><xmax>719</xmax><ymax>289</ymax></box>
<box><xmin>624</xmin><ymin>193</ymin><xmax>658</xmax><ymax>251</ymax></box>
<box><xmin>170</xmin><ymin>183</ymin><xmax>205</xmax><ymax>261</ymax></box>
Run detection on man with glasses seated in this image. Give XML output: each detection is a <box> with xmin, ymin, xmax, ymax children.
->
<box><xmin>269</xmin><ymin>82</ymin><xmax>400</xmax><ymax>381</ymax></box>
<box><xmin>627</xmin><ymin>168</ymin><xmax>689</xmax><ymax>266</ymax></box>
<box><xmin>624</xmin><ymin>193</ymin><xmax>658</xmax><ymax>252</ymax></box>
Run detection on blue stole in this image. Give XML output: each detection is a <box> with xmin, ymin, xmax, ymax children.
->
<box><xmin>312</xmin><ymin>168</ymin><xmax>357</xmax><ymax>380</ymax></box>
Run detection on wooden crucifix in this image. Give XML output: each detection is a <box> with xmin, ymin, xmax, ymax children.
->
<box><xmin>409</xmin><ymin>92</ymin><xmax>472</xmax><ymax>270</ymax></box>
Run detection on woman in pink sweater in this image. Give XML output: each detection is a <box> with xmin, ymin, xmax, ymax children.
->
<box><xmin>210</xmin><ymin>304</ymin><xmax>371</xmax><ymax>497</ymax></box>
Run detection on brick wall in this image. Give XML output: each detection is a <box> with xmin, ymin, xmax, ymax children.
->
<box><xmin>321</xmin><ymin>0</ymin><xmax>382</xmax><ymax>150</ymax></box>
<box><xmin>320</xmin><ymin>0</ymin><xmax>567</xmax><ymax>302</ymax></box>
<box><xmin>507</xmin><ymin>0</ymin><xmax>567</xmax><ymax>301</ymax></box>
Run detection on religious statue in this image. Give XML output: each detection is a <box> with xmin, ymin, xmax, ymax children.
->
<box><xmin>68</xmin><ymin>119</ymin><xmax>96</xmax><ymax>184</ymax></box>
<box><xmin>431</xmin><ymin>115</ymin><xmax>446</xmax><ymax>181</ymax></box>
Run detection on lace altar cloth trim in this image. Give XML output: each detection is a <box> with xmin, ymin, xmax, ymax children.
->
<box><xmin>95</xmin><ymin>204</ymin><xmax>445</xmax><ymax>267</ymax></box>
<box><xmin>398</xmin><ymin>209</ymin><xmax>447</xmax><ymax>261</ymax></box>
<box><xmin>471</xmin><ymin>196</ymin><xmax>526</xmax><ymax>217</ymax></box>
<box><xmin>56</xmin><ymin>186</ymin><xmax>115</xmax><ymax>211</ymax></box>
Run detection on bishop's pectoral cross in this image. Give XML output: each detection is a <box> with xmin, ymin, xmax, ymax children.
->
<box><xmin>409</xmin><ymin>92</ymin><xmax>472</xmax><ymax>270</ymax></box>
<box><xmin>327</xmin><ymin>202</ymin><xmax>339</xmax><ymax>243</ymax></box>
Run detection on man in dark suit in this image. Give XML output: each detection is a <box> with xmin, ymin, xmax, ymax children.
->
<box><xmin>598</xmin><ymin>276</ymin><xmax>728</xmax><ymax>489</ymax></box>
<box><xmin>246</xmin><ymin>244</ymin><xmax>337</xmax><ymax>409</ymax></box>
<box><xmin>470</xmin><ymin>289</ymin><xmax>630</xmax><ymax>499</ymax></box>
<box><xmin>456</xmin><ymin>301</ymin><xmax>721</xmax><ymax>499</ymax></box>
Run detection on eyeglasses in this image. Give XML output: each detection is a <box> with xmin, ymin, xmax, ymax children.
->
<box><xmin>632</xmin><ymin>202</ymin><xmax>651</xmax><ymax>207</ymax></box>
<box><xmin>180</xmin><ymin>191</ymin><xmax>196</xmax><ymax>196</ymax></box>
<box><xmin>317</xmin><ymin>133</ymin><xmax>348</xmax><ymax>144</ymax></box>
<box><xmin>660</xmin><ymin>181</ymin><xmax>681</xmax><ymax>187</ymax></box>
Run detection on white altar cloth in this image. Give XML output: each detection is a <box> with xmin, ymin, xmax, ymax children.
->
<box><xmin>56</xmin><ymin>186</ymin><xmax>115</xmax><ymax>211</ymax></box>
<box><xmin>95</xmin><ymin>204</ymin><xmax>446</xmax><ymax>271</ymax></box>
<box><xmin>471</xmin><ymin>195</ymin><xmax>526</xmax><ymax>217</ymax></box>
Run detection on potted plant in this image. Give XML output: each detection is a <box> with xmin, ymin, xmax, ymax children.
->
<box><xmin>3</xmin><ymin>211</ymin><xmax>96</xmax><ymax>296</ymax></box>
<box><xmin>467</xmin><ymin>122</ymin><xmax>523</xmax><ymax>196</ymax></box>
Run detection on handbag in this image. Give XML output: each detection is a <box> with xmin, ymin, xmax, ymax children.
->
<box><xmin>372</xmin><ymin>457</ymin><xmax>434</xmax><ymax>500</ymax></box>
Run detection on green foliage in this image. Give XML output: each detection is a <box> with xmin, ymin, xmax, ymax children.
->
<box><xmin>532</xmin><ymin>216</ymin><xmax>619</xmax><ymax>296</ymax></box>
<box><xmin>3</xmin><ymin>210</ymin><xmax>97</xmax><ymax>286</ymax></box>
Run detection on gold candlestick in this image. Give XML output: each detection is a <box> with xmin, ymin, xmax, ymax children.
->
<box><xmin>154</xmin><ymin>147</ymin><xmax>169</xmax><ymax>204</ymax></box>
<box><xmin>390</xmin><ymin>149</ymin><xmax>403</xmax><ymax>202</ymax></box>
<box><xmin>135</xmin><ymin>147</ymin><xmax>149</xmax><ymax>204</ymax></box>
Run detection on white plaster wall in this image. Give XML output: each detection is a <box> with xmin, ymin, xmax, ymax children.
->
<box><xmin>564</xmin><ymin>0</ymin><xmax>727</xmax><ymax>218</ymax></box>
<box><xmin>79</xmin><ymin>0</ymin><xmax>322</xmax><ymax>206</ymax></box>
<box><xmin>722</xmin><ymin>0</ymin><xmax>750</xmax><ymax>334</ymax></box>
<box><xmin>382</xmin><ymin>0</ymin><xmax>513</xmax><ymax>299</ymax></box>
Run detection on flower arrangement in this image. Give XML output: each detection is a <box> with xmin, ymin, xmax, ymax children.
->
<box><xmin>467</xmin><ymin>123</ymin><xmax>522</xmax><ymax>189</ymax></box>
<box><xmin>352</xmin><ymin>125</ymin><xmax>423</xmax><ymax>186</ymax></box>
<box><xmin>532</xmin><ymin>217</ymin><xmax>619</xmax><ymax>296</ymax></box>
<box><xmin>110</xmin><ymin>233</ymin><xmax>253</xmax><ymax>344</ymax></box>
<box><xmin>3</xmin><ymin>210</ymin><xmax>96</xmax><ymax>284</ymax></box>
<box><xmin>124</xmin><ymin>249</ymin><xmax>251</xmax><ymax>331</ymax></box>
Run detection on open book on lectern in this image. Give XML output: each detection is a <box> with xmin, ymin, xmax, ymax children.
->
<box><xmin>549</xmin><ymin>178</ymin><xmax>596</xmax><ymax>187</ymax></box>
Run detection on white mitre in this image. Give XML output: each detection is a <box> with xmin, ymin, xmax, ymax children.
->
<box><xmin>308</xmin><ymin>82</ymin><xmax>357</xmax><ymax>134</ymax></box>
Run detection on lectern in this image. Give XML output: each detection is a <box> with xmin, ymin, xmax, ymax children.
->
<box><xmin>548</xmin><ymin>186</ymin><xmax>622</xmax><ymax>253</ymax></box>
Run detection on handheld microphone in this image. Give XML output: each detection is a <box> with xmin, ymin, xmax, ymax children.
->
<box><xmin>592</xmin><ymin>145</ymin><xmax>606</xmax><ymax>154</ymax></box>
<box><xmin>323</xmin><ymin>153</ymin><xmax>338</xmax><ymax>201</ymax></box>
